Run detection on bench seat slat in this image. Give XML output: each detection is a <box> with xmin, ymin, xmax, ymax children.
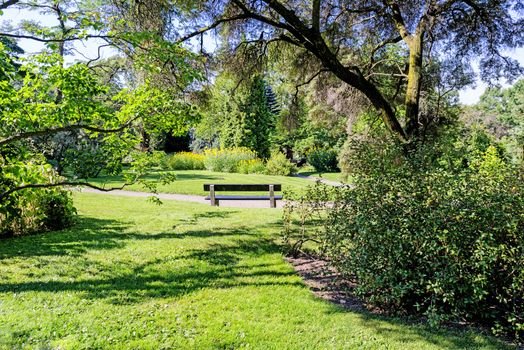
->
<box><xmin>203</xmin><ymin>184</ymin><xmax>282</xmax><ymax>192</ymax></box>
<box><xmin>205</xmin><ymin>195</ymin><xmax>283</xmax><ymax>201</ymax></box>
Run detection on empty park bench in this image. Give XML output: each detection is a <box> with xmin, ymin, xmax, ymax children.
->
<box><xmin>204</xmin><ymin>184</ymin><xmax>282</xmax><ymax>208</ymax></box>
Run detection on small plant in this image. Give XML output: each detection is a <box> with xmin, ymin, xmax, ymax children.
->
<box><xmin>265</xmin><ymin>152</ymin><xmax>296</xmax><ymax>176</ymax></box>
<box><xmin>39</xmin><ymin>190</ymin><xmax>77</xmax><ymax>231</ymax></box>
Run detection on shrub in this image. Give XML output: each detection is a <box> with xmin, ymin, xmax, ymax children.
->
<box><xmin>164</xmin><ymin>152</ymin><xmax>205</xmax><ymax>170</ymax></box>
<box><xmin>203</xmin><ymin>147</ymin><xmax>256</xmax><ymax>173</ymax></box>
<box><xmin>238</xmin><ymin>159</ymin><xmax>266</xmax><ymax>174</ymax></box>
<box><xmin>307</xmin><ymin>149</ymin><xmax>339</xmax><ymax>172</ymax></box>
<box><xmin>284</xmin><ymin>135</ymin><xmax>524</xmax><ymax>340</ymax></box>
<box><xmin>265</xmin><ymin>152</ymin><xmax>296</xmax><ymax>176</ymax></box>
<box><xmin>39</xmin><ymin>190</ymin><xmax>77</xmax><ymax>231</ymax></box>
<box><xmin>0</xmin><ymin>161</ymin><xmax>77</xmax><ymax>237</ymax></box>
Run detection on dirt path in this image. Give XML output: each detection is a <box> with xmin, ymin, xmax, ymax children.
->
<box><xmin>77</xmin><ymin>188</ymin><xmax>286</xmax><ymax>208</ymax></box>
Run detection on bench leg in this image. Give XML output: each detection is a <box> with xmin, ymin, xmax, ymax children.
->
<box><xmin>269</xmin><ymin>185</ymin><xmax>276</xmax><ymax>208</ymax></box>
<box><xmin>210</xmin><ymin>185</ymin><xmax>217</xmax><ymax>206</ymax></box>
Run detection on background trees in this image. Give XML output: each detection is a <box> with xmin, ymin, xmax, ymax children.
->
<box><xmin>463</xmin><ymin>79</ymin><xmax>524</xmax><ymax>163</ymax></box>
<box><xmin>174</xmin><ymin>0</ymin><xmax>523</xmax><ymax>143</ymax></box>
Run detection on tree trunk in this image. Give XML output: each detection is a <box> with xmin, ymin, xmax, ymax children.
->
<box><xmin>404</xmin><ymin>32</ymin><xmax>424</xmax><ymax>138</ymax></box>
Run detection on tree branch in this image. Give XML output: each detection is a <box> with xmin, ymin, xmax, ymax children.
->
<box><xmin>175</xmin><ymin>13</ymin><xmax>250</xmax><ymax>43</ymax></box>
<box><xmin>294</xmin><ymin>68</ymin><xmax>328</xmax><ymax>98</ymax></box>
<box><xmin>0</xmin><ymin>117</ymin><xmax>139</xmax><ymax>147</ymax></box>
<box><xmin>312</xmin><ymin>0</ymin><xmax>321</xmax><ymax>32</ymax></box>
<box><xmin>0</xmin><ymin>0</ymin><xmax>18</xmax><ymax>10</ymax></box>
<box><xmin>384</xmin><ymin>1</ymin><xmax>411</xmax><ymax>43</ymax></box>
<box><xmin>0</xmin><ymin>32</ymin><xmax>114</xmax><ymax>43</ymax></box>
<box><xmin>0</xmin><ymin>181</ymin><xmax>132</xmax><ymax>202</ymax></box>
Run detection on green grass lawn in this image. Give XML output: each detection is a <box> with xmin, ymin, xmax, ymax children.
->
<box><xmin>0</xmin><ymin>193</ymin><xmax>511</xmax><ymax>349</ymax></box>
<box><xmin>89</xmin><ymin>170</ymin><xmax>316</xmax><ymax>196</ymax></box>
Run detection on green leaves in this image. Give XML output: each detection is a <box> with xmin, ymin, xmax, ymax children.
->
<box><xmin>284</xmin><ymin>134</ymin><xmax>524</xmax><ymax>340</ymax></box>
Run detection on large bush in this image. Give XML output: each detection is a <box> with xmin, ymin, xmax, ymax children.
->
<box><xmin>284</xmin><ymin>134</ymin><xmax>524</xmax><ymax>340</ymax></box>
<box><xmin>265</xmin><ymin>152</ymin><xmax>296</xmax><ymax>176</ymax></box>
<box><xmin>307</xmin><ymin>149</ymin><xmax>339</xmax><ymax>172</ymax></box>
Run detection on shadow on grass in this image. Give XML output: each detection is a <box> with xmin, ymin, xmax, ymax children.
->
<box><xmin>0</xmin><ymin>214</ymin><xmax>510</xmax><ymax>349</ymax></box>
<box><xmin>0</xmin><ymin>217</ymin><xmax>131</xmax><ymax>259</ymax></box>
<box><xmin>0</xmin><ymin>223</ymin><xmax>299</xmax><ymax>303</ymax></box>
<box><xmin>176</xmin><ymin>210</ymin><xmax>236</xmax><ymax>226</ymax></box>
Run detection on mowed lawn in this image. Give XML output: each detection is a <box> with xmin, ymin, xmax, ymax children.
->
<box><xmin>89</xmin><ymin>170</ymin><xmax>315</xmax><ymax>196</ymax></box>
<box><xmin>0</xmin><ymin>194</ymin><xmax>512</xmax><ymax>349</ymax></box>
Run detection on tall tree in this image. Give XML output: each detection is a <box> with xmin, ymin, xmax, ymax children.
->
<box><xmin>174</xmin><ymin>0</ymin><xmax>523</xmax><ymax>143</ymax></box>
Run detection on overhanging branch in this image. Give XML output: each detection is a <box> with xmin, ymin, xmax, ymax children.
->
<box><xmin>0</xmin><ymin>181</ymin><xmax>132</xmax><ymax>202</ymax></box>
<box><xmin>0</xmin><ymin>116</ymin><xmax>139</xmax><ymax>147</ymax></box>
<box><xmin>0</xmin><ymin>32</ymin><xmax>114</xmax><ymax>43</ymax></box>
<box><xmin>175</xmin><ymin>13</ymin><xmax>250</xmax><ymax>43</ymax></box>
<box><xmin>0</xmin><ymin>0</ymin><xmax>18</xmax><ymax>10</ymax></box>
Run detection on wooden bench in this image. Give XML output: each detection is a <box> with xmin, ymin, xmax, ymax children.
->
<box><xmin>204</xmin><ymin>184</ymin><xmax>282</xmax><ymax>208</ymax></box>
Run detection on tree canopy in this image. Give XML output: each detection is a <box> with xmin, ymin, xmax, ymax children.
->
<box><xmin>172</xmin><ymin>0</ymin><xmax>523</xmax><ymax>142</ymax></box>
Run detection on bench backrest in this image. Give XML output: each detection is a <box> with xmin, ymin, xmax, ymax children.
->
<box><xmin>203</xmin><ymin>184</ymin><xmax>282</xmax><ymax>192</ymax></box>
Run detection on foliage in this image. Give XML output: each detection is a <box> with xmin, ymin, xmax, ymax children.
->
<box><xmin>284</xmin><ymin>134</ymin><xmax>524</xmax><ymax>340</ymax></box>
<box><xmin>237</xmin><ymin>158</ymin><xmax>266</xmax><ymax>174</ymax></box>
<box><xmin>306</xmin><ymin>149</ymin><xmax>339</xmax><ymax>172</ymax></box>
<box><xmin>203</xmin><ymin>147</ymin><xmax>257</xmax><ymax>173</ymax></box>
<box><xmin>163</xmin><ymin>152</ymin><xmax>205</xmax><ymax>170</ymax></box>
<box><xmin>174</xmin><ymin>0</ymin><xmax>522</xmax><ymax>143</ymax></box>
<box><xmin>0</xmin><ymin>157</ymin><xmax>76</xmax><ymax>236</ymax></box>
<box><xmin>282</xmin><ymin>183</ymin><xmax>335</xmax><ymax>256</ymax></box>
<box><xmin>38</xmin><ymin>189</ymin><xmax>77</xmax><ymax>232</ymax></box>
<box><xmin>196</xmin><ymin>74</ymin><xmax>276</xmax><ymax>158</ymax></box>
<box><xmin>0</xmin><ymin>39</ymin><xmax>200</xmax><ymax>234</ymax></box>
<box><xmin>464</xmin><ymin>79</ymin><xmax>524</xmax><ymax>163</ymax></box>
<box><xmin>265</xmin><ymin>151</ymin><xmax>296</xmax><ymax>176</ymax></box>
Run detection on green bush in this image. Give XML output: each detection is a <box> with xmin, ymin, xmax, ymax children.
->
<box><xmin>237</xmin><ymin>159</ymin><xmax>266</xmax><ymax>174</ymax></box>
<box><xmin>1</xmin><ymin>182</ymin><xmax>76</xmax><ymax>237</ymax></box>
<box><xmin>265</xmin><ymin>152</ymin><xmax>296</xmax><ymax>176</ymax></box>
<box><xmin>39</xmin><ymin>190</ymin><xmax>77</xmax><ymax>231</ymax></box>
<box><xmin>164</xmin><ymin>152</ymin><xmax>205</xmax><ymax>170</ymax></box>
<box><xmin>284</xmin><ymin>135</ymin><xmax>524</xmax><ymax>340</ymax></box>
<box><xmin>203</xmin><ymin>147</ymin><xmax>257</xmax><ymax>173</ymax></box>
<box><xmin>307</xmin><ymin>149</ymin><xmax>339</xmax><ymax>172</ymax></box>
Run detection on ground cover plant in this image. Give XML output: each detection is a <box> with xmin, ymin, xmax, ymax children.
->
<box><xmin>0</xmin><ymin>192</ymin><xmax>512</xmax><ymax>349</ymax></box>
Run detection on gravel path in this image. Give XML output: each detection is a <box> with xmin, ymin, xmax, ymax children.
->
<box><xmin>77</xmin><ymin>188</ymin><xmax>286</xmax><ymax>208</ymax></box>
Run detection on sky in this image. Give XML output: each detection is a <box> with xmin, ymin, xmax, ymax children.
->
<box><xmin>2</xmin><ymin>6</ymin><xmax>524</xmax><ymax>105</ymax></box>
<box><xmin>459</xmin><ymin>47</ymin><xmax>524</xmax><ymax>104</ymax></box>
